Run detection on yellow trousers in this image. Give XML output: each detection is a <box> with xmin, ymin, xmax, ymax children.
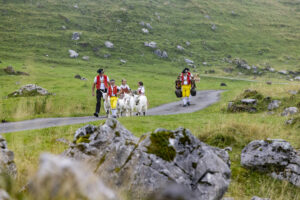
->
<box><xmin>182</xmin><ymin>84</ymin><xmax>191</xmax><ymax>97</ymax></box>
<box><xmin>110</xmin><ymin>96</ymin><xmax>118</xmax><ymax>109</ymax></box>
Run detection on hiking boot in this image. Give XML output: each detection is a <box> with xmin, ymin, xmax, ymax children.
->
<box><xmin>183</xmin><ymin>104</ymin><xmax>187</xmax><ymax>107</ymax></box>
<box><xmin>187</xmin><ymin>102</ymin><xmax>190</xmax><ymax>106</ymax></box>
<box><xmin>94</xmin><ymin>113</ymin><xmax>99</xmax><ymax>117</ymax></box>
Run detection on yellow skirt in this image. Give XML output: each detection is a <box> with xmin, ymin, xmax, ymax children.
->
<box><xmin>182</xmin><ymin>84</ymin><xmax>191</xmax><ymax>97</ymax></box>
<box><xmin>110</xmin><ymin>96</ymin><xmax>118</xmax><ymax>109</ymax></box>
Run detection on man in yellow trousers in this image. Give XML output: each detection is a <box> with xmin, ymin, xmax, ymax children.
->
<box><xmin>181</xmin><ymin>69</ymin><xmax>192</xmax><ymax>107</ymax></box>
<box><xmin>107</xmin><ymin>79</ymin><xmax>120</xmax><ymax>118</ymax></box>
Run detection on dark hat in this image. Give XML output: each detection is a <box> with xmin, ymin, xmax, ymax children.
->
<box><xmin>97</xmin><ymin>68</ymin><xmax>104</xmax><ymax>73</ymax></box>
<box><xmin>182</xmin><ymin>69</ymin><xmax>188</xmax><ymax>73</ymax></box>
<box><xmin>110</xmin><ymin>79</ymin><xmax>115</xmax><ymax>82</ymax></box>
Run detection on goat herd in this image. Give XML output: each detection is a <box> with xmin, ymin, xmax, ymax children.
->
<box><xmin>103</xmin><ymin>93</ymin><xmax>148</xmax><ymax>118</ymax></box>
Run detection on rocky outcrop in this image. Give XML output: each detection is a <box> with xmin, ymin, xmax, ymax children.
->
<box><xmin>241</xmin><ymin>139</ymin><xmax>300</xmax><ymax>187</ymax></box>
<box><xmin>69</xmin><ymin>49</ymin><xmax>79</xmax><ymax>58</ymax></box>
<box><xmin>144</xmin><ymin>41</ymin><xmax>157</xmax><ymax>49</ymax></box>
<box><xmin>0</xmin><ymin>135</ymin><xmax>17</xmax><ymax>178</ymax></box>
<box><xmin>28</xmin><ymin>153</ymin><xmax>117</xmax><ymax>200</ymax></box>
<box><xmin>8</xmin><ymin>84</ymin><xmax>52</xmax><ymax>97</ymax></box>
<box><xmin>281</xmin><ymin>107</ymin><xmax>298</xmax><ymax>116</ymax></box>
<box><xmin>105</xmin><ymin>41</ymin><xmax>114</xmax><ymax>48</ymax></box>
<box><xmin>64</xmin><ymin>119</ymin><xmax>231</xmax><ymax>200</ymax></box>
<box><xmin>154</xmin><ymin>49</ymin><xmax>168</xmax><ymax>58</ymax></box>
<box><xmin>267</xmin><ymin>100</ymin><xmax>281</xmax><ymax>111</ymax></box>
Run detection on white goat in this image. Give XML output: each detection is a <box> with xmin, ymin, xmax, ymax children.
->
<box><xmin>117</xmin><ymin>97</ymin><xmax>126</xmax><ymax>117</ymax></box>
<box><xmin>134</xmin><ymin>95</ymin><xmax>148</xmax><ymax>116</ymax></box>
<box><xmin>102</xmin><ymin>93</ymin><xmax>111</xmax><ymax>117</ymax></box>
<box><xmin>124</xmin><ymin>93</ymin><xmax>135</xmax><ymax>116</ymax></box>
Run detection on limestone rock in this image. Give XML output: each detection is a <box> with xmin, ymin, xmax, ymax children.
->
<box><xmin>0</xmin><ymin>135</ymin><xmax>17</xmax><ymax>178</ymax></box>
<box><xmin>184</xmin><ymin>58</ymin><xmax>194</xmax><ymax>64</ymax></box>
<box><xmin>146</xmin><ymin>23</ymin><xmax>153</xmax><ymax>29</ymax></box>
<box><xmin>3</xmin><ymin>66</ymin><xmax>29</xmax><ymax>76</ymax></box>
<box><xmin>72</xmin><ymin>32</ymin><xmax>80</xmax><ymax>40</ymax></box>
<box><xmin>29</xmin><ymin>153</ymin><xmax>117</xmax><ymax>200</ymax></box>
<box><xmin>295</xmin><ymin>76</ymin><xmax>300</xmax><ymax>81</ymax></box>
<box><xmin>177</xmin><ymin>45</ymin><xmax>184</xmax><ymax>51</ymax></box>
<box><xmin>120</xmin><ymin>59</ymin><xmax>127</xmax><ymax>64</ymax></box>
<box><xmin>64</xmin><ymin>119</ymin><xmax>231</xmax><ymax>200</ymax></box>
<box><xmin>186</xmin><ymin>41</ymin><xmax>191</xmax><ymax>46</ymax></box>
<box><xmin>142</xmin><ymin>28</ymin><xmax>149</xmax><ymax>34</ymax></box>
<box><xmin>69</xmin><ymin>49</ymin><xmax>79</xmax><ymax>58</ymax></box>
<box><xmin>281</xmin><ymin>107</ymin><xmax>298</xmax><ymax>116</ymax></box>
<box><xmin>105</xmin><ymin>41</ymin><xmax>114</xmax><ymax>48</ymax></box>
<box><xmin>267</xmin><ymin>100</ymin><xmax>281</xmax><ymax>111</ymax></box>
<box><xmin>241</xmin><ymin>139</ymin><xmax>300</xmax><ymax>187</ymax></box>
<box><xmin>278</xmin><ymin>70</ymin><xmax>288</xmax><ymax>75</ymax></box>
<box><xmin>144</xmin><ymin>41</ymin><xmax>157</xmax><ymax>49</ymax></box>
<box><xmin>8</xmin><ymin>84</ymin><xmax>51</xmax><ymax>97</ymax></box>
<box><xmin>211</xmin><ymin>24</ymin><xmax>217</xmax><ymax>31</ymax></box>
<box><xmin>154</xmin><ymin>49</ymin><xmax>168</xmax><ymax>58</ymax></box>
<box><xmin>241</xmin><ymin>99</ymin><xmax>257</xmax><ymax>104</ymax></box>
<box><xmin>82</xmin><ymin>56</ymin><xmax>89</xmax><ymax>61</ymax></box>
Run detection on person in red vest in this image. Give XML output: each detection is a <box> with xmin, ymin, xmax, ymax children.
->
<box><xmin>181</xmin><ymin>69</ymin><xmax>192</xmax><ymax>107</ymax></box>
<box><xmin>106</xmin><ymin>79</ymin><xmax>120</xmax><ymax>118</ymax></box>
<box><xmin>92</xmin><ymin>68</ymin><xmax>109</xmax><ymax>117</ymax></box>
<box><xmin>181</xmin><ymin>67</ymin><xmax>194</xmax><ymax>103</ymax></box>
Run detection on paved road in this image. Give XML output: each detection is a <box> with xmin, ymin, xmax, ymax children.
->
<box><xmin>0</xmin><ymin>90</ymin><xmax>223</xmax><ymax>134</ymax></box>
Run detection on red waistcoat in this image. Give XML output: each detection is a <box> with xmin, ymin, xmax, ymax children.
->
<box><xmin>108</xmin><ymin>86</ymin><xmax>118</xmax><ymax>97</ymax></box>
<box><xmin>181</xmin><ymin>74</ymin><xmax>191</xmax><ymax>85</ymax></box>
<box><xmin>96</xmin><ymin>75</ymin><xmax>108</xmax><ymax>89</ymax></box>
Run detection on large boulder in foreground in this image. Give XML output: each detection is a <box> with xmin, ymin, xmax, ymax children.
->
<box><xmin>241</xmin><ymin>139</ymin><xmax>300</xmax><ymax>186</ymax></box>
<box><xmin>8</xmin><ymin>84</ymin><xmax>52</xmax><ymax>97</ymax></box>
<box><xmin>29</xmin><ymin>153</ymin><xmax>117</xmax><ymax>200</ymax></box>
<box><xmin>0</xmin><ymin>135</ymin><xmax>17</xmax><ymax>178</ymax></box>
<box><xmin>64</xmin><ymin>119</ymin><xmax>231</xmax><ymax>200</ymax></box>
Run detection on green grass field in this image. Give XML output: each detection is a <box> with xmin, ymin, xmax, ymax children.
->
<box><xmin>1</xmin><ymin>0</ymin><xmax>300</xmax><ymax>199</ymax></box>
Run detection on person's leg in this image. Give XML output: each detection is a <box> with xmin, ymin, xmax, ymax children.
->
<box><xmin>110</xmin><ymin>97</ymin><xmax>118</xmax><ymax>117</ymax></box>
<box><xmin>182</xmin><ymin>85</ymin><xmax>187</xmax><ymax>106</ymax></box>
<box><xmin>187</xmin><ymin>85</ymin><xmax>191</xmax><ymax>105</ymax></box>
<box><xmin>95</xmin><ymin>90</ymin><xmax>102</xmax><ymax>116</ymax></box>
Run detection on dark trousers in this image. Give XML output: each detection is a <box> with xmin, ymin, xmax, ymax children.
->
<box><xmin>95</xmin><ymin>89</ymin><xmax>106</xmax><ymax>114</ymax></box>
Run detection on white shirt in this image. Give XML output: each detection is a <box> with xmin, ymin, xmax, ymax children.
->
<box><xmin>94</xmin><ymin>76</ymin><xmax>110</xmax><ymax>90</ymax></box>
<box><xmin>138</xmin><ymin>86</ymin><xmax>145</xmax><ymax>95</ymax></box>
<box><xmin>120</xmin><ymin>84</ymin><xmax>130</xmax><ymax>91</ymax></box>
<box><xmin>183</xmin><ymin>76</ymin><xmax>188</xmax><ymax>85</ymax></box>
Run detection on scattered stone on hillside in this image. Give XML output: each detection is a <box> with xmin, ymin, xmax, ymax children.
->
<box><xmin>186</xmin><ymin>41</ymin><xmax>191</xmax><ymax>46</ymax></box>
<box><xmin>139</xmin><ymin>21</ymin><xmax>145</xmax><ymax>26</ymax></box>
<box><xmin>105</xmin><ymin>41</ymin><xmax>114</xmax><ymax>48</ymax></box>
<box><xmin>241</xmin><ymin>99</ymin><xmax>257</xmax><ymax>104</ymax></box>
<box><xmin>72</xmin><ymin>32</ymin><xmax>80</xmax><ymax>40</ymax></box>
<box><xmin>220</xmin><ymin>83</ymin><xmax>227</xmax><ymax>87</ymax></box>
<box><xmin>146</xmin><ymin>23</ymin><xmax>153</xmax><ymax>29</ymax></box>
<box><xmin>177</xmin><ymin>45</ymin><xmax>184</xmax><ymax>51</ymax></box>
<box><xmin>231</xmin><ymin>11</ymin><xmax>237</xmax><ymax>16</ymax></box>
<box><xmin>268</xmin><ymin>100</ymin><xmax>281</xmax><ymax>111</ymax></box>
<box><xmin>289</xmin><ymin>90</ymin><xmax>298</xmax><ymax>95</ymax></box>
<box><xmin>116</xmin><ymin>19</ymin><xmax>122</xmax><ymax>23</ymax></box>
<box><xmin>73</xmin><ymin>4</ymin><xmax>79</xmax><ymax>9</ymax></box>
<box><xmin>241</xmin><ymin>139</ymin><xmax>300</xmax><ymax>187</ymax></box>
<box><xmin>285</xmin><ymin>118</ymin><xmax>294</xmax><ymax>125</ymax></box>
<box><xmin>223</xmin><ymin>67</ymin><xmax>233</xmax><ymax>73</ymax></box>
<box><xmin>266</xmin><ymin>81</ymin><xmax>272</xmax><ymax>85</ymax></box>
<box><xmin>3</xmin><ymin>66</ymin><xmax>29</xmax><ymax>76</ymax></box>
<box><xmin>295</xmin><ymin>76</ymin><xmax>300</xmax><ymax>81</ymax></box>
<box><xmin>204</xmin><ymin>15</ymin><xmax>211</xmax><ymax>19</ymax></box>
<box><xmin>61</xmin><ymin>25</ymin><xmax>66</xmax><ymax>30</ymax></box>
<box><xmin>184</xmin><ymin>58</ymin><xmax>194</xmax><ymax>64</ymax></box>
<box><xmin>8</xmin><ymin>84</ymin><xmax>52</xmax><ymax>97</ymax></box>
<box><xmin>203</xmin><ymin>62</ymin><xmax>208</xmax><ymax>66</ymax></box>
<box><xmin>120</xmin><ymin>59</ymin><xmax>127</xmax><ymax>64</ymax></box>
<box><xmin>82</xmin><ymin>56</ymin><xmax>89</xmax><ymax>61</ymax></box>
<box><xmin>154</xmin><ymin>49</ymin><xmax>168</xmax><ymax>58</ymax></box>
<box><xmin>74</xmin><ymin>74</ymin><xmax>81</xmax><ymax>79</ymax></box>
<box><xmin>144</xmin><ymin>41</ymin><xmax>157</xmax><ymax>49</ymax></box>
<box><xmin>69</xmin><ymin>49</ymin><xmax>79</xmax><ymax>58</ymax></box>
<box><xmin>251</xmin><ymin>197</ymin><xmax>270</xmax><ymax>200</ymax></box>
<box><xmin>0</xmin><ymin>135</ymin><xmax>17</xmax><ymax>178</ymax></box>
<box><xmin>281</xmin><ymin>107</ymin><xmax>298</xmax><ymax>116</ymax></box>
<box><xmin>0</xmin><ymin>189</ymin><xmax>10</xmax><ymax>200</ymax></box>
<box><xmin>211</xmin><ymin>24</ymin><xmax>217</xmax><ymax>31</ymax></box>
<box><xmin>28</xmin><ymin>153</ymin><xmax>117</xmax><ymax>200</ymax></box>
<box><xmin>278</xmin><ymin>70</ymin><xmax>288</xmax><ymax>75</ymax></box>
<box><xmin>104</xmin><ymin>54</ymin><xmax>111</xmax><ymax>58</ymax></box>
<box><xmin>64</xmin><ymin>119</ymin><xmax>231</xmax><ymax>200</ymax></box>
<box><xmin>234</xmin><ymin>59</ymin><xmax>252</xmax><ymax>70</ymax></box>
<box><xmin>142</xmin><ymin>28</ymin><xmax>149</xmax><ymax>34</ymax></box>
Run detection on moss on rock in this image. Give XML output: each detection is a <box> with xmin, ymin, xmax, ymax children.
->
<box><xmin>146</xmin><ymin>130</ymin><xmax>176</xmax><ymax>162</ymax></box>
<box><xmin>76</xmin><ymin>134</ymin><xmax>90</xmax><ymax>144</ymax></box>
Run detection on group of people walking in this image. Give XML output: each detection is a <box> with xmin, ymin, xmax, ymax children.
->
<box><xmin>92</xmin><ymin>68</ymin><xmax>145</xmax><ymax>118</ymax></box>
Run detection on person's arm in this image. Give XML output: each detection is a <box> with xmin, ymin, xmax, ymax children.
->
<box><xmin>92</xmin><ymin>83</ymin><xmax>96</xmax><ymax>96</ymax></box>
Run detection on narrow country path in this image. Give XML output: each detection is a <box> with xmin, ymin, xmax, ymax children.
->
<box><xmin>0</xmin><ymin>90</ymin><xmax>223</xmax><ymax>134</ymax></box>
